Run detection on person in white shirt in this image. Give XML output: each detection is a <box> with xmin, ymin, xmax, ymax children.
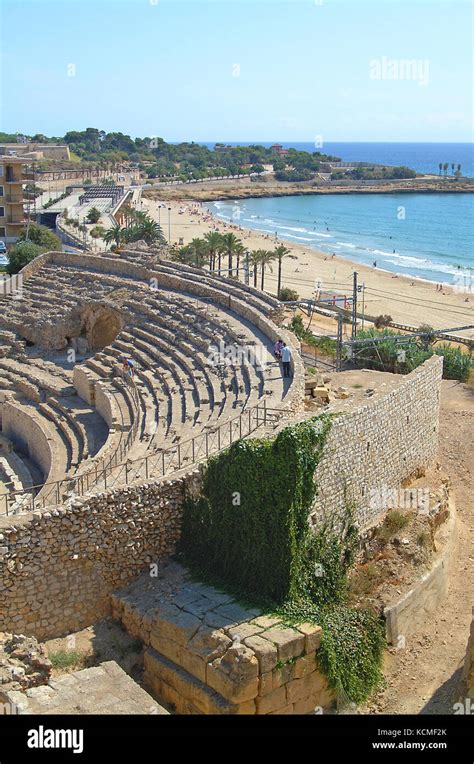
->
<box><xmin>281</xmin><ymin>343</ymin><xmax>292</xmax><ymax>378</ymax></box>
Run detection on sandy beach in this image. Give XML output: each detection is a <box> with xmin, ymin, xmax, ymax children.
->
<box><xmin>141</xmin><ymin>195</ymin><xmax>474</xmax><ymax>341</ymax></box>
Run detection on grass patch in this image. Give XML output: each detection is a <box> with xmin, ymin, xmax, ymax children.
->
<box><xmin>349</xmin><ymin>563</ymin><xmax>388</xmax><ymax>598</ymax></box>
<box><xmin>377</xmin><ymin>510</ymin><xmax>411</xmax><ymax>543</ymax></box>
<box><xmin>416</xmin><ymin>530</ymin><xmax>431</xmax><ymax>548</ymax></box>
<box><xmin>49</xmin><ymin>650</ymin><xmax>85</xmax><ymax>672</ymax></box>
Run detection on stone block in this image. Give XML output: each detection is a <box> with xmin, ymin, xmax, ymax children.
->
<box><xmin>150</xmin><ymin>603</ymin><xmax>201</xmax><ymax>647</ymax></box>
<box><xmin>244</xmin><ymin>634</ymin><xmax>278</xmax><ymax>673</ymax></box>
<box><xmin>149</xmin><ymin>632</ymin><xmax>182</xmax><ymax>665</ymax></box>
<box><xmin>295</xmin><ymin>622</ymin><xmax>323</xmax><ymax>653</ymax></box>
<box><xmin>271</xmin><ymin>661</ymin><xmax>295</xmax><ymax>689</ymax></box>
<box><xmin>227</xmin><ymin>623</ymin><xmax>263</xmax><ymax>642</ymax></box>
<box><xmin>207</xmin><ymin>645</ymin><xmax>259</xmax><ymax>703</ymax></box>
<box><xmin>269</xmin><ymin>703</ymin><xmax>294</xmax><ymax>715</ymax></box>
<box><xmin>293</xmin><ymin>652</ymin><xmax>317</xmax><ymax>679</ymax></box>
<box><xmin>179</xmin><ymin>649</ymin><xmax>207</xmax><ymax>683</ymax></box>
<box><xmin>286</xmin><ymin>672</ymin><xmax>324</xmax><ymax>704</ymax></box>
<box><xmin>187</xmin><ymin>626</ymin><xmax>231</xmax><ymax>664</ymax></box>
<box><xmin>144</xmin><ymin>649</ymin><xmax>226</xmax><ymax>715</ymax></box>
<box><xmin>261</xmin><ymin>626</ymin><xmax>305</xmax><ymax>662</ymax></box>
<box><xmin>251</xmin><ymin>615</ymin><xmax>282</xmax><ymax>629</ymax></box>
<box><xmin>256</xmin><ymin>685</ymin><xmax>287</xmax><ymax>714</ymax></box>
<box><xmin>213</xmin><ymin>602</ymin><xmax>260</xmax><ymax>626</ymax></box>
<box><xmin>293</xmin><ymin>696</ymin><xmax>322</xmax><ymax>714</ymax></box>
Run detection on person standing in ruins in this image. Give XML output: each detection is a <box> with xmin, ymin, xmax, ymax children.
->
<box><xmin>281</xmin><ymin>343</ymin><xmax>292</xmax><ymax>378</ymax></box>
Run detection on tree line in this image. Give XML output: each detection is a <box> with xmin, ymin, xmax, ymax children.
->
<box><xmin>171</xmin><ymin>231</ymin><xmax>297</xmax><ymax>297</ymax></box>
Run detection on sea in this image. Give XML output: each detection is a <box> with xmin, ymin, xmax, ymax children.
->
<box><xmin>204</xmin><ymin>142</ymin><xmax>474</xmax><ymax>287</ymax></box>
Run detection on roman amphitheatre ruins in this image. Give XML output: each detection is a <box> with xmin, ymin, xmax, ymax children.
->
<box><xmin>0</xmin><ymin>246</ymin><xmax>472</xmax><ymax>716</ymax></box>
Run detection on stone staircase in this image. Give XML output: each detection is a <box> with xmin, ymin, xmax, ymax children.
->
<box><xmin>0</xmin><ymin>251</ymin><xmax>303</xmax><ymax>511</ymax></box>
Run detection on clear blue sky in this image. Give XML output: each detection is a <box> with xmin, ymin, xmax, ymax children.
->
<box><xmin>1</xmin><ymin>0</ymin><xmax>472</xmax><ymax>142</ymax></box>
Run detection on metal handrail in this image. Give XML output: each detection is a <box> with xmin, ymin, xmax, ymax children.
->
<box><xmin>1</xmin><ymin>399</ymin><xmax>287</xmax><ymax>516</ymax></box>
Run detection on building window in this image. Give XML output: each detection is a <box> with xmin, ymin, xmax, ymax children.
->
<box><xmin>0</xmin><ymin>227</ymin><xmax>6</xmax><ymax>237</ymax></box>
<box><xmin>0</xmin><ymin>207</ymin><xmax>4</xmax><ymax>218</ymax></box>
<box><xmin>0</xmin><ymin>185</ymin><xmax>3</xmax><ymax>196</ymax></box>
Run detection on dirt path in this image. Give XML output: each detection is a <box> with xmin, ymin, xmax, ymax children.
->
<box><xmin>365</xmin><ymin>379</ymin><xmax>474</xmax><ymax>714</ymax></box>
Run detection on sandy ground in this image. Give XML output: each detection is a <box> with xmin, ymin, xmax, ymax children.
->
<box><xmin>142</xmin><ymin>196</ymin><xmax>474</xmax><ymax>339</ymax></box>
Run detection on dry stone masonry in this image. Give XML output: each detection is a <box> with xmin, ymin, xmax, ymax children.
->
<box><xmin>111</xmin><ymin>562</ymin><xmax>334</xmax><ymax>715</ymax></box>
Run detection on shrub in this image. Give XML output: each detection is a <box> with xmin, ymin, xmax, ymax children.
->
<box><xmin>433</xmin><ymin>343</ymin><xmax>472</xmax><ymax>382</ymax></box>
<box><xmin>20</xmin><ymin>222</ymin><xmax>61</xmax><ymax>250</ymax></box>
<box><xmin>90</xmin><ymin>226</ymin><xmax>107</xmax><ymax>239</ymax></box>
<box><xmin>279</xmin><ymin>287</ymin><xmax>299</xmax><ymax>302</ymax></box>
<box><xmin>352</xmin><ymin>329</ymin><xmax>472</xmax><ymax>382</ymax></box>
<box><xmin>376</xmin><ymin>509</ymin><xmax>411</xmax><ymax>543</ymax></box>
<box><xmin>373</xmin><ymin>314</ymin><xmax>393</xmax><ymax>329</ymax></box>
<box><xmin>86</xmin><ymin>206</ymin><xmax>101</xmax><ymax>224</ymax></box>
<box><xmin>6</xmin><ymin>242</ymin><xmax>45</xmax><ymax>274</ymax></box>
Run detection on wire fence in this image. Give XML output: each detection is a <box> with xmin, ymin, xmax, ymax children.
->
<box><xmin>0</xmin><ymin>400</ymin><xmax>285</xmax><ymax>517</ymax></box>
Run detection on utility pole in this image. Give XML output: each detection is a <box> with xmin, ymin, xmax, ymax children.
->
<box><xmin>168</xmin><ymin>207</ymin><xmax>171</xmax><ymax>243</ymax></box>
<box><xmin>351</xmin><ymin>270</ymin><xmax>358</xmax><ymax>340</ymax></box>
<box><xmin>362</xmin><ymin>282</ymin><xmax>366</xmax><ymax>330</ymax></box>
<box><xmin>336</xmin><ymin>313</ymin><xmax>343</xmax><ymax>372</ymax></box>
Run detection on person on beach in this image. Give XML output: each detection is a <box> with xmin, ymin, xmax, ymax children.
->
<box><xmin>281</xmin><ymin>343</ymin><xmax>292</xmax><ymax>378</ymax></box>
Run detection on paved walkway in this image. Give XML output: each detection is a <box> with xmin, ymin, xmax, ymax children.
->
<box><xmin>4</xmin><ymin>661</ymin><xmax>168</xmax><ymax>715</ymax></box>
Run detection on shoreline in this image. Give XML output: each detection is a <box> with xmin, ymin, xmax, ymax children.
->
<box><xmin>141</xmin><ymin>196</ymin><xmax>474</xmax><ymax>340</ymax></box>
<box><xmin>143</xmin><ymin>177</ymin><xmax>474</xmax><ymax>204</ymax></box>
<box><xmin>207</xmin><ymin>202</ymin><xmax>471</xmax><ymax>290</ymax></box>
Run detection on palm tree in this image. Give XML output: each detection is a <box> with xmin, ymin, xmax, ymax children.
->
<box><xmin>451</xmin><ymin>163</ymin><xmax>455</xmax><ymax>176</ymax></box>
<box><xmin>234</xmin><ymin>242</ymin><xmax>246</xmax><ymax>279</ymax></box>
<box><xmin>204</xmin><ymin>231</ymin><xmax>223</xmax><ymax>273</ymax></box>
<box><xmin>249</xmin><ymin>250</ymin><xmax>262</xmax><ymax>288</ymax></box>
<box><xmin>273</xmin><ymin>244</ymin><xmax>291</xmax><ymax>299</ymax></box>
<box><xmin>443</xmin><ymin>163</ymin><xmax>449</xmax><ymax>177</ymax></box>
<box><xmin>134</xmin><ymin>218</ymin><xmax>166</xmax><ymax>245</ymax></box>
<box><xmin>121</xmin><ymin>204</ymin><xmax>135</xmax><ymax>229</ymax></box>
<box><xmin>104</xmin><ymin>223</ymin><xmax>125</xmax><ymax>248</ymax></box>
<box><xmin>438</xmin><ymin>163</ymin><xmax>442</xmax><ymax>176</ymax></box>
<box><xmin>220</xmin><ymin>232</ymin><xmax>242</xmax><ymax>276</ymax></box>
<box><xmin>258</xmin><ymin>250</ymin><xmax>275</xmax><ymax>291</ymax></box>
<box><xmin>188</xmin><ymin>237</ymin><xmax>209</xmax><ymax>268</ymax></box>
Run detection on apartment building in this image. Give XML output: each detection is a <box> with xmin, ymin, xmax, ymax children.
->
<box><xmin>0</xmin><ymin>157</ymin><xmax>34</xmax><ymax>244</ymax></box>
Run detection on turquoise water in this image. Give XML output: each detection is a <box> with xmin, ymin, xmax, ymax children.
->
<box><xmin>208</xmin><ymin>193</ymin><xmax>474</xmax><ymax>286</ymax></box>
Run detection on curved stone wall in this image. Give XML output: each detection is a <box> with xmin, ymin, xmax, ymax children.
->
<box><xmin>0</xmin><ymin>358</ymin><xmax>442</xmax><ymax>641</ymax></box>
<box><xmin>311</xmin><ymin>355</ymin><xmax>443</xmax><ymax>530</ymax></box>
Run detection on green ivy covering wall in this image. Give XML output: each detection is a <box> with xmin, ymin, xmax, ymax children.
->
<box><xmin>180</xmin><ymin>415</ymin><xmax>385</xmax><ymax>703</ymax></box>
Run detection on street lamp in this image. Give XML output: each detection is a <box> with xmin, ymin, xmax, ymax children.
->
<box><xmin>168</xmin><ymin>207</ymin><xmax>171</xmax><ymax>243</ymax></box>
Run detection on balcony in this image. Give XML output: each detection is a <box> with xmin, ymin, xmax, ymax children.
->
<box><xmin>4</xmin><ymin>174</ymin><xmax>22</xmax><ymax>184</ymax></box>
<box><xmin>5</xmin><ymin>216</ymin><xmax>27</xmax><ymax>226</ymax></box>
<box><xmin>4</xmin><ymin>194</ymin><xmax>24</xmax><ymax>203</ymax></box>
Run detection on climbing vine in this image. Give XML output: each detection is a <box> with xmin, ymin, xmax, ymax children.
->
<box><xmin>180</xmin><ymin>414</ymin><xmax>385</xmax><ymax>704</ymax></box>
